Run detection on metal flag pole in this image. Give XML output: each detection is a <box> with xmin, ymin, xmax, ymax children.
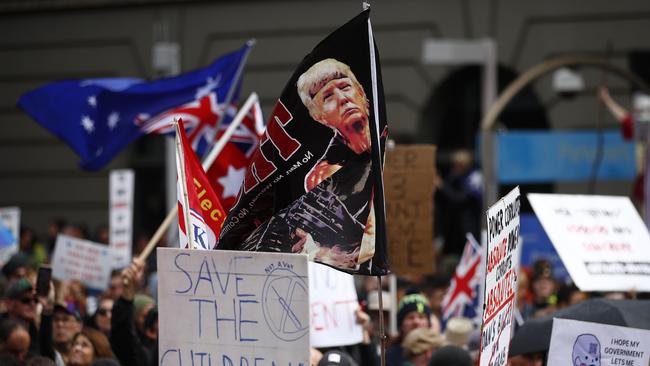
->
<box><xmin>377</xmin><ymin>275</ymin><xmax>386</xmax><ymax>366</ymax></box>
<box><xmin>135</xmin><ymin>92</ymin><xmax>260</xmax><ymax>261</ymax></box>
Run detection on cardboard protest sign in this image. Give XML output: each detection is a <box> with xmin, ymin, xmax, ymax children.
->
<box><xmin>52</xmin><ymin>234</ymin><xmax>114</xmax><ymax>290</ymax></box>
<box><xmin>109</xmin><ymin>169</ymin><xmax>134</xmax><ymax>268</ymax></box>
<box><xmin>157</xmin><ymin>248</ymin><xmax>310</xmax><ymax>366</ymax></box>
<box><xmin>384</xmin><ymin>145</ymin><xmax>436</xmax><ymax>275</ymax></box>
<box><xmin>479</xmin><ymin>187</ymin><xmax>521</xmax><ymax>366</ymax></box>
<box><xmin>548</xmin><ymin>318</ymin><xmax>650</xmax><ymax>366</ymax></box>
<box><xmin>528</xmin><ymin>194</ymin><xmax>650</xmax><ymax>292</ymax></box>
<box><xmin>309</xmin><ymin>262</ymin><xmax>363</xmax><ymax>347</ymax></box>
<box><xmin>0</xmin><ymin>207</ymin><xmax>20</xmax><ymax>265</ymax></box>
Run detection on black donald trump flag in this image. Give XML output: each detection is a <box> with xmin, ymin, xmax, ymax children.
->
<box><xmin>218</xmin><ymin>10</ymin><xmax>389</xmax><ymax>275</ymax></box>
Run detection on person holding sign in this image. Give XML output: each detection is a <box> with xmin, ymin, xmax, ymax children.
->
<box><xmin>110</xmin><ymin>258</ymin><xmax>157</xmax><ymax>366</ymax></box>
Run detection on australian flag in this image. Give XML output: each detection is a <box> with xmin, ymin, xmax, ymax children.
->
<box><xmin>17</xmin><ymin>42</ymin><xmax>252</xmax><ymax>170</ymax></box>
<box><xmin>441</xmin><ymin>233</ymin><xmax>485</xmax><ymax>328</ymax></box>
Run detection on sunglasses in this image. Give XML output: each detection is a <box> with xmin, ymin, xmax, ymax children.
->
<box><xmin>96</xmin><ymin>308</ymin><xmax>111</xmax><ymax>316</ymax></box>
<box><xmin>19</xmin><ymin>297</ymin><xmax>36</xmax><ymax>305</ymax></box>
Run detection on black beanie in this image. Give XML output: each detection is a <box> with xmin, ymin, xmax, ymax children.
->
<box><xmin>428</xmin><ymin>345</ymin><xmax>472</xmax><ymax>366</ymax></box>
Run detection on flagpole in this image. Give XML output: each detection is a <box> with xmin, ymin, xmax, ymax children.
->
<box><xmin>377</xmin><ymin>275</ymin><xmax>386</xmax><ymax>366</ymax></box>
<box><xmin>175</xmin><ymin>121</ymin><xmax>195</xmax><ymax>248</ymax></box>
<box><xmin>210</xmin><ymin>39</ymin><xmax>256</xmax><ymax>135</ymax></box>
<box><xmin>134</xmin><ymin>92</ymin><xmax>259</xmax><ymax>261</ymax></box>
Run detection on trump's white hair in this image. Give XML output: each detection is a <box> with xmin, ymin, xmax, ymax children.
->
<box><xmin>296</xmin><ymin>58</ymin><xmax>365</xmax><ymax>119</ymax></box>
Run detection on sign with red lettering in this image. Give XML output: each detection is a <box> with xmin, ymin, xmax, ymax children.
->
<box><xmin>480</xmin><ymin>187</ymin><xmax>521</xmax><ymax>366</ymax></box>
<box><xmin>528</xmin><ymin>194</ymin><xmax>650</xmax><ymax>292</ymax></box>
<box><xmin>309</xmin><ymin>262</ymin><xmax>363</xmax><ymax>347</ymax></box>
<box><xmin>548</xmin><ymin>319</ymin><xmax>650</xmax><ymax>366</ymax></box>
<box><xmin>109</xmin><ymin>169</ymin><xmax>134</xmax><ymax>268</ymax></box>
<box><xmin>52</xmin><ymin>234</ymin><xmax>114</xmax><ymax>290</ymax></box>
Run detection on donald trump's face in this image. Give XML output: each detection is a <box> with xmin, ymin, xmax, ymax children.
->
<box><xmin>310</xmin><ymin>76</ymin><xmax>370</xmax><ymax>154</ymax></box>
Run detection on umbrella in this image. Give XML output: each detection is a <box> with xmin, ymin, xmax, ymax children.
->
<box><xmin>509</xmin><ymin>298</ymin><xmax>650</xmax><ymax>356</ymax></box>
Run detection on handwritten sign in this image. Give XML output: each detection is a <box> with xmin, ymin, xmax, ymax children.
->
<box><xmin>528</xmin><ymin>194</ymin><xmax>650</xmax><ymax>292</ymax></box>
<box><xmin>52</xmin><ymin>234</ymin><xmax>114</xmax><ymax>290</ymax></box>
<box><xmin>157</xmin><ymin>248</ymin><xmax>310</xmax><ymax>366</ymax></box>
<box><xmin>479</xmin><ymin>187</ymin><xmax>521</xmax><ymax>366</ymax></box>
<box><xmin>0</xmin><ymin>207</ymin><xmax>20</xmax><ymax>265</ymax></box>
<box><xmin>309</xmin><ymin>262</ymin><xmax>363</xmax><ymax>347</ymax></box>
<box><xmin>384</xmin><ymin>145</ymin><xmax>436</xmax><ymax>275</ymax></box>
<box><xmin>109</xmin><ymin>169</ymin><xmax>134</xmax><ymax>268</ymax></box>
<box><xmin>548</xmin><ymin>318</ymin><xmax>650</xmax><ymax>366</ymax></box>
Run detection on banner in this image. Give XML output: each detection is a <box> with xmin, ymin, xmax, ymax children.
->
<box><xmin>309</xmin><ymin>262</ymin><xmax>363</xmax><ymax>347</ymax></box>
<box><xmin>384</xmin><ymin>145</ymin><xmax>436</xmax><ymax>275</ymax></box>
<box><xmin>52</xmin><ymin>234</ymin><xmax>114</xmax><ymax>290</ymax></box>
<box><xmin>496</xmin><ymin>130</ymin><xmax>635</xmax><ymax>183</ymax></box>
<box><xmin>109</xmin><ymin>169</ymin><xmax>134</xmax><ymax>268</ymax></box>
<box><xmin>479</xmin><ymin>187</ymin><xmax>521</xmax><ymax>366</ymax></box>
<box><xmin>218</xmin><ymin>10</ymin><xmax>389</xmax><ymax>275</ymax></box>
<box><xmin>176</xmin><ymin>120</ymin><xmax>226</xmax><ymax>250</ymax></box>
<box><xmin>548</xmin><ymin>319</ymin><xmax>650</xmax><ymax>366</ymax></box>
<box><xmin>18</xmin><ymin>43</ymin><xmax>252</xmax><ymax>170</ymax></box>
<box><xmin>157</xmin><ymin>248</ymin><xmax>310</xmax><ymax>365</ymax></box>
<box><xmin>0</xmin><ymin>207</ymin><xmax>20</xmax><ymax>265</ymax></box>
<box><xmin>528</xmin><ymin>194</ymin><xmax>650</xmax><ymax>292</ymax></box>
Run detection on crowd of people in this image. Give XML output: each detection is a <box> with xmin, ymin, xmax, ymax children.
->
<box><xmin>1</xmin><ymin>217</ymin><xmax>647</xmax><ymax>366</ymax></box>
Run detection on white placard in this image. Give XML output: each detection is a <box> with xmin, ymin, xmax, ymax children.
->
<box><xmin>157</xmin><ymin>248</ymin><xmax>310</xmax><ymax>366</ymax></box>
<box><xmin>480</xmin><ymin>187</ymin><xmax>521</xmax><ymax>366</ymax></box>
<box><xmin>0</xmin><ymin>207</ymin><xmax>20</xmax><ymax>265</ymax></box>
<box><xmin>548</xmin><ymin>318</ymin><xmax>650</xmax><ymax>366</ymax></box>
<box><xmin>109</xmin><ymin>169</ymin><xmax>134</xmax><ymax>268</ymax></box>
<box><xmin>52</xmin><ymin>234</ymin><xmax>114</xmax><ymax>290</ymax></box>
<box><xmin>528</xmin><ymin>194</ymin><xmax>650</xmax><ymax>292</ymax></box>
<box><xmin>309</xmin><ymin>262</ymin><xmax>363</xmax><ymax>347</ymax></box>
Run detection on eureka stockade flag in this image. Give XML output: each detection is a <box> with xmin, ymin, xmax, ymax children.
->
<box><xmin>218</xmin><ymin>10</ymin><xmax>389</xmax><ymax>275</ymax></box>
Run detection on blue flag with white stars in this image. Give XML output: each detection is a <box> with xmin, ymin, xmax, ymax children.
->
<box><xmin>17</xmin><ymin>42</ymin><xmax>252</xmax><ymax>170</ymax></box>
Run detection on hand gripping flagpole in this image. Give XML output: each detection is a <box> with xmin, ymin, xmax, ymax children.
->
<box><xmin>135</xmin><ymin>92</ymin><xmax>261</xmax><ymax>261</ymax></box>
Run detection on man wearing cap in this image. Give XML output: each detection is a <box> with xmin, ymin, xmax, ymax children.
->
<box><xmin>52</xmin><ymin>302</ymin><xmax>82</xmax><ymax>364</ymax></box>
<box><xmin>2</xmin><ymin>277</ymin><xmax>56</xmax><ymax>358</ymax></box>
<box><xmin>387</xmin><ymin>293</ymin><xmax>433</xmax><ymax>366</ymax></box>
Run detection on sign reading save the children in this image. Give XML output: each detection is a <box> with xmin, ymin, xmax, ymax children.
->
<box><xmin>157</xmin><ymin>248</ymin><xmax>310</xmax><ymax>366</ymax></box>
<box><xmin>480</xmin><ymin>187</ymin><xmax>521</xmax><ymax>366</ymax></box>
<box><xmin>309</xmin><ymin>262</ymin><xmax>363</xmax><ymax>348</ymax></box>
<box><xmin>528</xmin><ymin>194</ymin><xmax>650</xmax><ymax>292</ymax></box>
<box><xmin>548</xmin><ymin>319</ymin><xmax>650</xmax><ymax>366</ymax></box>
<box><xmin>52</xmin><ymin>234</ymin><xmax>114</xmax><ymax>290</ymax></box>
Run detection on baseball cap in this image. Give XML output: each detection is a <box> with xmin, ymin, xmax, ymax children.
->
<box><xmin>318</xmin><ymin>351</ymin><xmax>358</xmax><ymax>366</ymax></box>
<box><xmin>4</xmin><ymin>278</ymin><xmax>33</xmax><ymax>300</ymax></box>
<box><xmin>54</xmin><ymin>302</ymin><xmax>82</xmax><ymax>321</ymax></box>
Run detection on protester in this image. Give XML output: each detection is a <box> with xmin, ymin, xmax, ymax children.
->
<box><xmin>529</xmin><ymin>260</ymin><xmax>558</xmax><ymax>318</ymax></box>
<box><xmin>442</xmin><ymin>317</ymin><xmax>473</xmax><ymax>349</ymax></box>
<box><xmin>428</xmin><ymin>345</ymin><xmax>473</xmax><ymax>366</ymax></box>
<box><xmin>387</xmin><ymin>292</ymin><xmax>433</xmax><ymax>365</ymax></box>
<box><xmin>111</xmin><ymin>258</ymin><xmax>157</xmax><ymax>366</ymax></box>
<box><xmin>67</xmin><ymin>327</ymin><xmax>114</xmax><ymax>366</ymax></box>
<box><xmin>0</xmin><ymin>319</ymin><xmax>31</xmax><ymax>362</ymax></box>
<box><xmin>85</xmin><ymin>297</ymin><xmax>113</xmax><ymax>338</ymax></box>
<box><xmin>2</xmin><ymin>253</ymin><xmax>31</xmax><ymax>286</ymax></box>
<box><xmin>52</xmin><ymin>302</ymin><xmax>83</xmax><ymax>364</ymax></box>
<box><xmin>2</xmin><ymin>278</ymin><xmax>41</xmax><ymax>355</ymax></box>
<box><xmin>318</xmin><ymin>350</ymin><xmax>358</xmax><ymax>366</ymax></box>
<box><xmin>401</xmin><ymin>328</ymin><xmax>444</xmax><ymax>366</ymax></box>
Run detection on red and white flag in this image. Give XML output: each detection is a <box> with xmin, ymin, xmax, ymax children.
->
<box><xmin>175</xmin><ymin>119</ymin><xmax>226</xmax><ymax>249</ymax></box>
<box><xmin>206</xmin><ymin>98</ymin><xmax>264</xmax><ymax>212</ymax></box>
